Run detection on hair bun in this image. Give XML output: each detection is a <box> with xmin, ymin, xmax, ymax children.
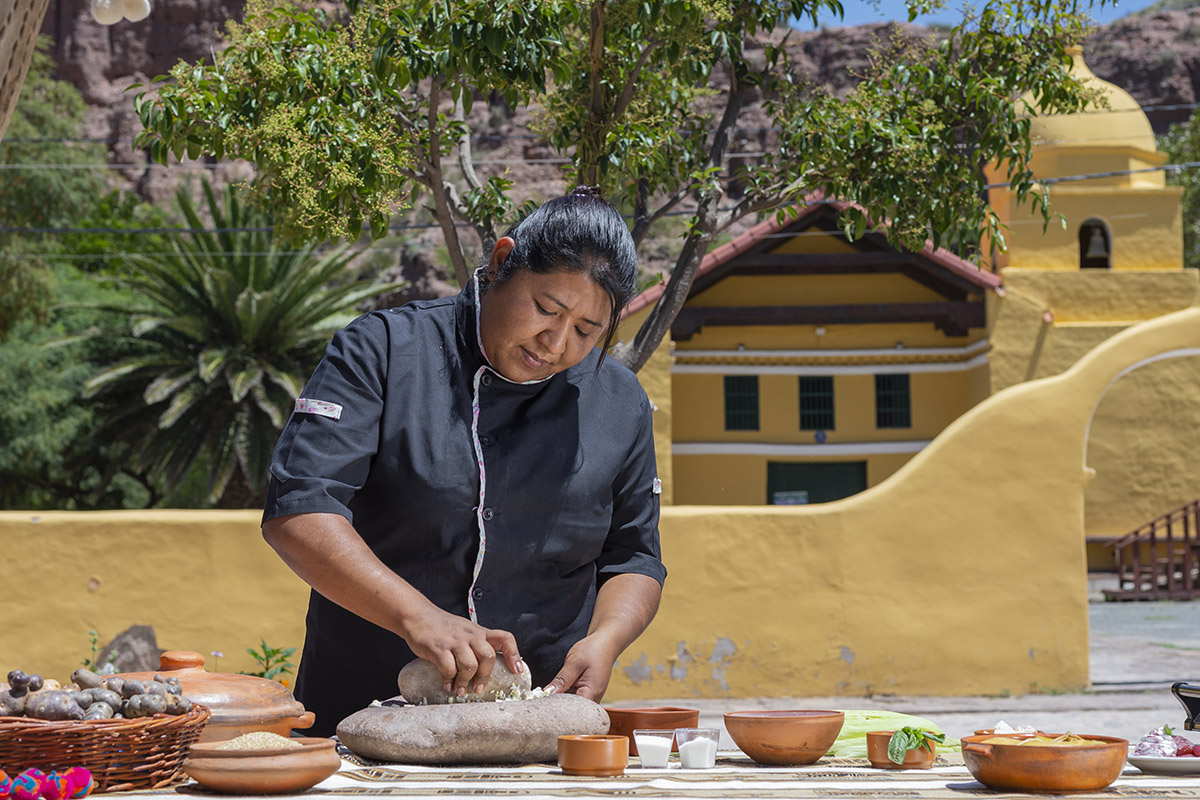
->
<box><xmin>570</xmin><ymin>185</ymin><xmax>603</xmax><ymax>200</ymax></box>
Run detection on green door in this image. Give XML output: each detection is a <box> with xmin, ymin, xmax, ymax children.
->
<box><xmin>767</xmin><ymin>461</ymin><xmax>867</xmax><ymax>505</ymax></box>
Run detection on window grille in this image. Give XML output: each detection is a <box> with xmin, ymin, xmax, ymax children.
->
<box><xmin>799</xmin><ymin>376</ymin><xmax>834</xmax><ymax>430</ymax></box>
<box><xmin>875</xmin><ymin>373</ymin><xmax>911</xmax><ymax>428</ymax></box>
<box><xmin>724</xmin><ymin>375</ymin><xmax>759</xmax><ymax>430</ymax></box>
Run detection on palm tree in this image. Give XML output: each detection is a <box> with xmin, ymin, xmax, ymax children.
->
<box><xmin>85</xmin><ymin>181</ymin><xmax>403</xmax><ymax>506</ymax></box>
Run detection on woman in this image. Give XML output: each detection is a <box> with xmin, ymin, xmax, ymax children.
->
<box><xmin>261</xmin><ymin>187</ymin><xmax>666</xmax><ymax>736</ymax></box>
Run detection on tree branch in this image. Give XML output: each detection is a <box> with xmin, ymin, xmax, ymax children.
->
<box><xmin>615</xmin><ymin>69</ymin><xmax>752</xmax><ymax>372</ymax></box>
<box><xmin>454</xmin><ymin>97</ymin><xmax>484</xmax><ymax>194</ymax></box>
<box><xmin>631</xmin><ymin>186</ymin><xmax>687</xmax><ymax>245</ymax></box>
<box><xmin>423</xmin><ymin>77</ymin><xmax>474</xmax><ymax>286</ymax></box>
<box><xmin>580</xmin><ymin>0</ymin><xmax>607</xmax><ymax>186</ymax></box>
<box><xmin>613</xmin><ymin>39</ymin><xmax>661</xmax><ymax>119</ymax></box>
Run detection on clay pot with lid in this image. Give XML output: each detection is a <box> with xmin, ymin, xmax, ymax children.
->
<box><xmin>114</xmin><ymin>651</ymin><xmax>315</xmax><ymax>743</ymax></box>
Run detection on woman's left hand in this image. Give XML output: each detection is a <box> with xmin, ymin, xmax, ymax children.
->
<box><xmin>546</xmin><ymin>635</ymin><xmax>619</xmax><ymax>700</ymax></box>
<box><xmin>545</xmin><ymin>572</ymin><xmax>663</xmax><ymax>701</ymax></box>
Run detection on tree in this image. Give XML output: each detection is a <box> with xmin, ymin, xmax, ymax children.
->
<box><xmin>1160</xmin><ymin>114</ymin><xmax>1200</xmax><ymax>271</ymax></box>
<box><xmin>0</xmin><ymin>268</ymin><xmax>160</xmax><ymax>510</ymax></box>
<box><xmin>83</xmin><ymin>181</ymin><xmax>403</xmax><ymax>505</ymax></box>
<box><xmin>134</xmin><ymin>0</ymin><xmax>1107</xmax><ymax>372</ymax></box>
<box><xmin>0</xmin><ymin>37</ymin><xmax>170</xmax><ymax>338</ymax></box>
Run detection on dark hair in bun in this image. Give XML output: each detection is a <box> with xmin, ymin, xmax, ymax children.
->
<box><xmin>490</xmin><ymin>185</ymin><xmax>637</xmax><ymax>364</ymax></box>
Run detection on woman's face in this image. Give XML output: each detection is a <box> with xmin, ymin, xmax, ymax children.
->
<box><xmin>479</xmin><ymin>266</ymin><xmax>611</xmax><ymax>383</ymax></box>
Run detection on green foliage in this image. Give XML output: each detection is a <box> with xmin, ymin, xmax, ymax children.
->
<box><xmin>81</xmin><ymin>630</ymin><xmax>118</xmax><ymax>670</ymax></box>
<box><xmin>133</xmin><ymin>0</ymin><xmax>1110</xmax><ymax>371</ymax></box>
<box><xmin>1160</xmin><ymin>116</ymin><xmax>1200</xmax><ymax>270</ymax></box>
<box><xmin>133</xmin><ymin>0</ymin><xmax>576</xmax><ymax>243</ymax></box>
<box><xmin>0</xmin><ymin>37</ymin><xmax>170</xmax><ymax>338</ymax></box>
<box><xmin>82</xmin><ymin>180</ymin><xmax>403</xmax><ymax>504</ymax></box>
<box><xmin>0</xmin><ymin>264</ymin><xmax>157</xmax><ymax>509</ymax></box>
<box><xmin>887</xmin><ymin>726</ymin><xmax>946</xmax><ymax>763</ymax></box>
<box><xmin>240</xmin><ymin>638</ymin><xmax>297</xmax><ymax>683</ymax></box>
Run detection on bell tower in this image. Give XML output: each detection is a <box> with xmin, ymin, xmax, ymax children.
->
<box><xmin>986</xmin><ymin>46</ymin><xmax>1183</xmax><ymax>272</ymax></box>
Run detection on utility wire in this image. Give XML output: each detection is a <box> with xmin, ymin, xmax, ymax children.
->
<box><xmin>3</xmin><ymin>157</ymin><xmax>1197</xmax><ymax>238</ymax></box>
<box><xmin>3</xmin><ymin>101</ymin><xmax>1199</xmax><ymax>147</ymax></box>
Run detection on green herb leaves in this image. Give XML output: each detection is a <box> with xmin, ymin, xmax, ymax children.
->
<box><xmin>887</xmin><ymin>726</ymin><xmax>947</xmax><ymax>764</ymax></box>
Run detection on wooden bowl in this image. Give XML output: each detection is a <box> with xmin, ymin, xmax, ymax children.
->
<box><xmin>557</xmin><ymin>734</ymin><xmax>629</xmax><ymax>777</ymax></box>
<box><xmin>723</xmin><ymin>710</ymin><xmax>845</xmax><ymax>765</ymax></box>
<box><xmin>182</xmin><ymin>737</ymin><xmax>340</xmax><ymax>794</ymax></box>
<box><xmin>961</xmin><ymin>733</ymin><xmax>1128</xmax><ymax>793</ymax></box>
<box><xmin>604</xmin><ymin>706</ymin><xmax>699</xmax><ymax>756</ymax></box>
<box><xmin>866</xmin><ymin>730</ymin><xmax>936</xmax><ymax>769</ymax></box>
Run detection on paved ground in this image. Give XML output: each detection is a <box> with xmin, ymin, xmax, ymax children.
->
<box><xmin>613</xmin><ymin>593</ymin><xmax>1200</xmax><ymax>747</ymax></box>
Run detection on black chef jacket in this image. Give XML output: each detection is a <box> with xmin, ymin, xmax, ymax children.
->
<box><xmin>262</xmin><ymin>281</ymin><xmax>666</xmax><ymax>736</ymax></box>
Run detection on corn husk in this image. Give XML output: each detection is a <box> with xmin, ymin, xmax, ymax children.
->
<box><xmin>827</xmin><ymin>710</ymin><xmax>961</xmax><ymax>757</ymax></box>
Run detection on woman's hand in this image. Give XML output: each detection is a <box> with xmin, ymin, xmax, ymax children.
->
<box><xmin>546</xmin><ymin>634</ymin><xmax>620</xmax><ymax>700</ymax></box>
<box><xmin>546</xmin><ymin>572</ymin><xmax>663</xmax><ymax>701</ymax></box>
<box><xmin>262</xmin><ymin>512</ymin><xmax>523</xmax><ymax>696</ymax></box>
<box><xmin>400</xmin><ymin>603</ymin><xmax>524</xmax><ymax>696</ymax></box>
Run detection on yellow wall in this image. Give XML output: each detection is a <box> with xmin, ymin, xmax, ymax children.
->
<box><xmin>611</xmin><ymin>307</ymin><xmax>1200</xmax><ymax>698</ymax></box>
<box><xmin>988</xmin><ymin>271</ymin><xmax>1200</xmax><ymax>554</ymax></box>
<box><xmin>0</xmin><ymin>510</ymin><xmax>310</xmax><ymax>681</ymax></box>
<box><xmin>688</xmin><ymin>274</ymin><xmax>947</xmax><ymax>307</ymax></box>
<box><xmin>672</xmin><ymin>371</ymin><xmax>976</xmax><ymax>444</ymax></box>
<box><xmin>676</xmin><ymin>322</ymin><xmax>967</xmax><ymax>351</ymax></box>
<box><xmin>673</xmin><ymin>452</ymin><xmax>915</xmax><ymax>506</ymax></box>
<box><xmin>8</xmin><ymin>309</ymin><xmax>1195</xmax><ymax>699</ymax></box>
<box><xmin>615</xmin><ymin>305</ymin><xmax>674</xmax><ymax>504</ymax></box>
<box><xmin>669</xmin><ymin>364</ymin><xmax>983</xmax><ymax>504</ymax></box>
<box><xmin>1085</xmin><ymin>357</ymin><xmax>1200</xmax><ymax>542</ymax></box>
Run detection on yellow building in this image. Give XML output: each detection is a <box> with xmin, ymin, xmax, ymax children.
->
<box><xmin>984</xmin><ymin>46</ymin><xmax>1200</xmax><ymax>563</ymax></box>
<box><xmin>625</xmin><ymin>46</ymin><xmax>1199</xmax><ymax>551</ymax></box>
<box><xmin>624</xmin><ymin>201</ymin><xmax>999</xmax><ymax>506</ymax></box>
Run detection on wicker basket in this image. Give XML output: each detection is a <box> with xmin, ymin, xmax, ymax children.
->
<box><xmin>0</xmin><ymin>705</ymin><xmax>210</xmax><ymax>792</ymax></box>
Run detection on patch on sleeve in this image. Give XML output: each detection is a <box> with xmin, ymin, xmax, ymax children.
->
<box><xmin>295</xmin><ymin>398</ymin><xmax>343</xmax><ymax>420</ymax></box>
<box><xmin>652</xmin><ymin>477</ymin><xmax>662</xmax><ymax>495</ymax></box>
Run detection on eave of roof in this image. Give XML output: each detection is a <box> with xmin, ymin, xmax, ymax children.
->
<box><xmin>621</xmin><ymin>199</ymin><xmax>1000</xmax><ymax>321</ymax></box>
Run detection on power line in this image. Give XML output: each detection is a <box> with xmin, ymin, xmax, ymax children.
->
<box><xmin>4</xmin><ymin>101</ymin><xmax>1200</xmax><ymax>148</ymax></box>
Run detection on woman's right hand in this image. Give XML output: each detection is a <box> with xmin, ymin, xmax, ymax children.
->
<box><xmin>401</xmin><ymin>603</ymin><xmax>523</xmax><ymax>696</ymax></box>
<box><xmin>262</xmin><ymin>513</ymin><xmax>523</xmax><ymax>697</ymax></box>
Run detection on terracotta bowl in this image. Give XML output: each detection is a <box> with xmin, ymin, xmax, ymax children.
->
<box><xmin>866</xmin><ymin>730</ymin><xmax>937</xmax><ymax>769</ymax></box>
<box><xmin>961</xmin><ymin>733</ymin><xmax>1129</xmax><ymax>793</ymax></box>
<box><xmin>182</xmin><ymin>737</ymin><xmax>340</xmax><ymax>794</ymax></box>
<box><xmin>604</xmin><ymin>706</ymin><xmax>699</xmax><ymax>756</ymax></box>
<box><xmin>557</xmin><ymin>734</ymin><xmax>629</xmax><ymax>777</ymax></box>
<box><xmin>723</xmin><ymin>710</ymin><xmax>845</xmax><ymax>765</ymax></box>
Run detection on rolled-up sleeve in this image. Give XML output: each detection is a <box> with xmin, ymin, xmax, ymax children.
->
<box><xmin>262</xmin><ymin>313</ymin><xmax>388</xmax><ymax>525</ymax></box>
<box><xmin>597</xmin><ymin>392</ymin><xmax>667</xmax><ymax>586</ymax></box>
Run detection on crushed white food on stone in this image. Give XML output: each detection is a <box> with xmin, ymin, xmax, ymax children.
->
<box><xmin>446</xmin><ymin>685</ymin><xmax>551</xmax><ymax>703</ymax></box>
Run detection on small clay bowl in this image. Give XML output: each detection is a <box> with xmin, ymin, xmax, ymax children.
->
<box><xmin>961</xmin><ymin>732</ymin><xmax>1128</xmax><ymax>793</ymax></box>
<box><xmin>866</xmin><ymin>730</ymin><xmax>936</xmax><ymax>769</ymax></box>
<box><xmin>182</xmin><ymin>737</ymin><xmax>340</xmax><ymax>794</ymax></box>
<box><xmin>723</xmin><ymin>710</ymin><xmax>845</xmax><ymax>765</ymax></box>
<box><xmin>604</xmin><ymin>706</ymin><xmax>699</xmax><ymax>755</ymax></box>
<box><xmin>558</xmin><ymin>734</ymin><xmax>629</xmax><ymax>777</ymax></box>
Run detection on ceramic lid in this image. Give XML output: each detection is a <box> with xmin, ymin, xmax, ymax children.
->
<box><xmin>115</xmin><ymin>650</ymin><xmax>308</xmax><ymax>726</ymax></box>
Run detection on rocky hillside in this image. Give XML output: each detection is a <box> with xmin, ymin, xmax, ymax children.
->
<box><xmin>28</xmin><ymin>0</ymin><xmax>1200</xmax><ymax>274</ymax></box>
